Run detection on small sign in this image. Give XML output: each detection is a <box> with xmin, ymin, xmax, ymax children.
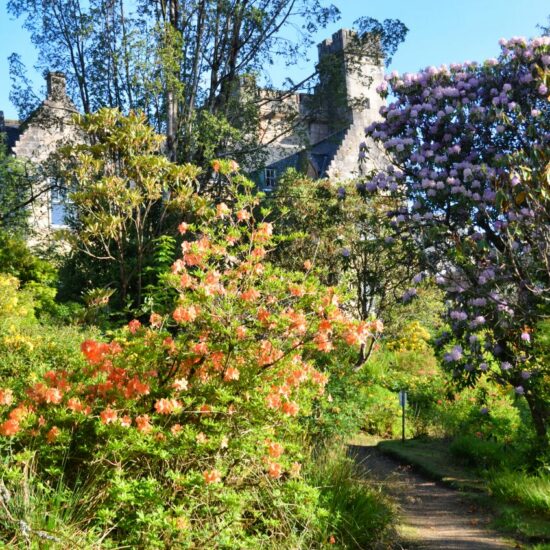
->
<box><xmin>399</xmin><ymin>390</ymin><xmax>407</xmax><ymax>407</ymax></box>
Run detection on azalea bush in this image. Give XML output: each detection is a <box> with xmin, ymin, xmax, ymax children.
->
<box><xmin>0</xmin><ymin>168</ymin><xmax>383</xmax><ymax>547</ymax></box>
<box><xmin>363</xmin><ymin>36</ymin><xmax>550</xmax><ymax>446</ymax></box>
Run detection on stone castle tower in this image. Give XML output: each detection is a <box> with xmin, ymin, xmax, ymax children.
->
<box><xmin>260</xmin><ymin>28</ymin><xmax>386</xmax><ymax>185</ymax></box>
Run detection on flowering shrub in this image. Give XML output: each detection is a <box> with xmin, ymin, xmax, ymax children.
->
<box><xmin>0</xmin><ymin>173</ymin><xmax>382</xmax><ymax>546</ymax></box>
<box><xmin>362</xmin><ymin>36</ymin><xmax>550</xmax><ymax>443</ymax></box>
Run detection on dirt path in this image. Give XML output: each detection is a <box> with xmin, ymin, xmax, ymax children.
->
<box><xmin>349</xmin><ymin>444</ymin><xmax>517</xmax><ymax>550</ymax></box>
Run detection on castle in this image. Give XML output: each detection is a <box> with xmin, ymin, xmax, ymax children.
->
<box><xmin>1</xmin><ymin>29</ymin><xmax>386</xmax><ymax>238</ymax></box>
<box><xmin>256</xmin><ymin>28</ymin><xmax>387</xmax><ymax>189</ymax></box>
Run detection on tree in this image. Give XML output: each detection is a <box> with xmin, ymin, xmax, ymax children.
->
<box><xmin>0</xmin><ymin>171</ymin><xmax>381</xmax><ymax>547</ymax></box>
<box><xmin>59</xmin><ymin>108</ymin><xmax>199</xmax><ymax>309</ymax></box>
<box><xmin>0</xmin><ymin>136</ymin><xmax>32</xmax><ymax>233</ymax></box>
<box><xmin>362</xmin><ymin>36</ymin><xmax>550</xmax><ymax>444</ymax></box>
<box><xmin>8</xmin><ymin>0</ymin><xmax>407</xmax><ymax>168</ymax></box>
<box><xmin>268</xmin><ymin>170</ymin><xmax>416</xmax><ymax>366</ymax></box>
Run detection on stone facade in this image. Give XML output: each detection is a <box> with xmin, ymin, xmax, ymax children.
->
<box><xmin>258</xmin><ymin>29</ymin><xmax>387</xmax><ymax>188</ymax></box>
<box><xmin>1</xmin><ymin>72</ymin><xmax>80</xmax><ymax>244</ymax></box>
<box><xmin>1</xmin><ymin>29</ymin><xmax>387</xmax><ymax>237</ymax></box>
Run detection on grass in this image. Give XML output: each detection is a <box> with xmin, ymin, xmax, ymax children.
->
<box><xmin>307</xmin><ymin>445</ymin><xmax>396</xmax><ymax>549</ymax></box>
<box><xmin>376</xmin><ymin>438</ymin><xmax>550</xmax><ymax>546</ymax></box>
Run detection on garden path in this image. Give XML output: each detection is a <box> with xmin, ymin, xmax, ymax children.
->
<box><xmin>349</xmin><ymin>444</ymin><xmax>517</xmax><ymax>550</ymax></box>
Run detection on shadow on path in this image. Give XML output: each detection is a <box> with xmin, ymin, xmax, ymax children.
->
<box><xmin>349</xmin><ymin>444</ymin><xmax>517</xmax><ymax>550</ymax></box>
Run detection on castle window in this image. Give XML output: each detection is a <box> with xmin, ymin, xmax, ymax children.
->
<box><xmin>264</xmin><ymin>168</ymin><xmax>277</xmax><ymax>190</ymax></box>
<box><xmin>50</xmin><ymin>185</ymin><xmax>70</xmax><ymax>227</ymax></box>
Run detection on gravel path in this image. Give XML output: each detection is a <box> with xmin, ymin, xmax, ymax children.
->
<box><xmin>349</xmin><ymin>444</ymin><xmax>517</xmax><ymax>550</ymax></box>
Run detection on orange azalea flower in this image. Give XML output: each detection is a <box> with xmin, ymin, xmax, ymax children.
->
<box><xmin>224</xmin><ymin>367</ymin><xmax>240</xmax><ymax>382</ymax></box>
<box><xmin>265</xmin><ymin>393</ymin><xmax>281</xmax><ymax>410</ymax></box>
<box><xmin>0</xmin><ymin>419</ymin><xmax>20</xmax><ymax>436</ymax></box>
<box><xmin>303</xmin><ymin>260</ymin><xmax>312</xmax><ymax>270</ymax></box>
<box><xmin>267</xmin><ymin>441</ymin><xmax>284</xmax><ymax>458</ymax></box>
<box><xmin>0</xmin><ymin>389</ymin><xmax>14</xmax><ymax>406</ymax></box>
<box><xmin>120</xmin><ymin>415</ymin><xmax>132</xmax><ymax>427</ymax></box>
<box><xmin>100</xmin><ymin>408</ymin><xmax>118</xmax><ymax>425</ymax></box>
<box><xmin>289</xmin><ymin>284</ymin><xmax>305</xmax><ymax>297</ymax></box>
<box><xmin>240</xmin><ymin>288</ymin><xmax>260</xmax><ymax>302</ymax></box>
<box><xmin>150</xmin><ymin>313</ymin><xmax>163</xmax><ymax>328</ymax></box>
<box><xmin>171</xmin><ymin>424</ymin><xmax>182</xmax><ymax>435</ymax></box>
<box><xmin>180</xmin><ymin>272</ymin><xmax>194</xmax><ymax>288</ymax></box>
<box><xmin>282</xmin><ymin>401</ymin><xmax>299</xmax><ymax>417</ymax></box>
<box><xmin>212</xmin><ymin>160</ymin><xmax>221</xmax><ymax>172</ymax></box>
<box><xmin>315</xmin><ymin>334</ymin><xmax>333</xmax><ymax>352</ymax></box>
<box><xmin>203</xmin><ymin>469</ymin><xmax>221</xmax><ymax>484</ymax></box>
<box><xmin>46</xmin><ymin>426</ymin><xmax>60</xmax><ymax>443</ymax></box>
<box><xmin>288</xmin><ymin>311</ymin><xmax>307</xmax><ymax>334</ymax></box>
<box><xmin>67</xmin><ymin>397</ymin><xmax>83</xmax><ymax>413</ymax></box>
<box><xmin>193</xmin><ymin>342</ymin><xmax>208</xmax><ymax>355</ymax></box>
<box><xmin>178</xmin><ymin>222</ymin><xmax>189</xmax><ymax>235</ymax></box>
<box><xmin>251</xmin><ymin>247</ymin><xmax>266</xmax><ymax>259</ymax></box>
<box><xmin>257</xmin><ymin>307</ymin><xmax>270</xmax><ymax>324</ymax></box>
<box><xmin>128</xmin><ymin>319</ymin><xmax>141</xmax><ymax>334</ymax></box>
<box><xmin>236</xmin><ymin>325</ymin><xmax>247</xmax><ymax>340</ymax></box>
<box><xmin>173</xmin><ymin>305</ymin><xmax>199</xmax><ymax>323</ymax></box>
<box><xmin>135</xmin><ymin>414</ymin><xmax>152</xmax><ymax>433</ymax></box>
<box><xmin>44</xmin><ymin>387</ymin><xmax>63</xmax><ymax>404</ymax></box>
<box><xmin>9</xmin><ymin>405</ymin><xmax>30</xmax><ymax>421</ymax></box>
<box><xmin>267</xmin><ymin>462</ymin><xmax>282</xmax><ymax>479</ymax></box>
<box><xmin>311</xmin><ymin>370</ymin><xmax>329</xmax><ymax>386</ymax></box>
<box><xmin>210</xmin><ymin>351</ymin><xmax>225</xmax><ymax>371</ymax></box>
<box><xmin>216</xmin><ymin>202</ymin><xmax>230</xmax><ymax>218</ymax></box>
<box><xmin>199</xmin><ymin>404</ymin><xmax>212</xmax><ymax>415</ymax></box>
<box><xmin>171</xmin><ymin>259</ymin><xmax>185</xmax><ymax>274</ymax></box>
<box><xmin>80</xmin><ymin>340</ymin><xmax>110</xmax><ymax>365</ymax></box>
<box><xmin>329</xmin><ymin>535</ymin><xmax>336</xmax><ymax>544</ymax></box>
<box><xmin>343</xmin><ymin>329</ymin><xmax>360</xmax><ymax>346</ymax></box>
<box><xmin>154</xmin><ymin>398</ymin><xmax>181</xmax><ymax>415</ymax></box>
<box><xmin>196</xmin><ymin>431</ymin><xmax>207</xmax><ymax>444</ymax></box>
<box><xmin>183</xmin><ymin>252</ymin><xmax>204</xmax><ymax>266</ymax></box>
<box><xmin>236</xmin><ymin>209</ymin><xmax>251</xmax><ymax>221</ymax></box>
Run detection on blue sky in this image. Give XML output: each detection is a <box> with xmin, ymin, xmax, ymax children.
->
<box><xmin>0</xmin><ymin>0</ymin><xmax>548</xmax><ymax>119</ymax></box>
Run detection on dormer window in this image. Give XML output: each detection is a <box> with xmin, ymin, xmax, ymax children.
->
<box><xmin>264</xmin><ymin>168</ymin><xmax>277</xmax><ymax>191</ymax></box>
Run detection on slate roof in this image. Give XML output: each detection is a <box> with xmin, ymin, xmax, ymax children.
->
<box><xmin>266</xmin><ymin>126</ymin><xmax>348</xmax><ymax>179</ymax></box>
<box><xmin>2</xmin><ymin>120</ymin><xmax>21</xmax><ymax>152</ymax></box>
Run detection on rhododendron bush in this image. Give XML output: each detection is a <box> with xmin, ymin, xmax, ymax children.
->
<box><xmin>362</xmin><ymin>36</ymin><xmax>550</xmax><ymax>443</ymax></box>
<box><xmin>0</xmin><ymin>172</ymin><xmax>381</xmax><ymax>546</ymax></box>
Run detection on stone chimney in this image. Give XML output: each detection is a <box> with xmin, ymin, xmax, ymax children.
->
<box><xmin>46</xmin><ymin>72</ymin><xmax>67</xmax><ymax>101</ymax></box>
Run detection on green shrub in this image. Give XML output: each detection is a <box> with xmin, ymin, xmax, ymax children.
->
<box><xmin>307</xmin><ymin>446</ymin><xmax>395</xmax><ymax>548</ymax></box>
<box><xmin>489</xmin><ymin>470</ymin><xmax>550</xmax><ymax>515</ymax></box>
<box><xmin>450</xmin><ymin>435</ymin><xmax>519</xmax><ymax>471</ymax></box>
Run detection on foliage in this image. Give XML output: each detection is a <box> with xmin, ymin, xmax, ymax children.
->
<box><xmin>0</xmin><ymin>172</ymin><xmax>383</xmax><ymax>547</ymax></box>
<box><xmin>0</xmin><ymin>138</ymin><xmax>30</xmax><ymax>233</ymax></box>
<box><xmin>59</xmin><ymin>109</ymin><xmax>198</xmax><ymax>310</ymax></box>
<box><xmin>307</xmin><ymin>446</ymin><xmax>395</xmax><ymax>548</ymax></box>
<box><xmin>488</xmin><ymin>469</ymin><xmax>550</xmax><ymax>514</ymax></box>
<box><xmin>268</xmin><ymin>170</ymin><xmax>415</xmax><ymax>366</ymax></box>
<box><xmin>363</xmin><ymin>36</ymin><xmax>550</xmax><ymax>442</ymax></box>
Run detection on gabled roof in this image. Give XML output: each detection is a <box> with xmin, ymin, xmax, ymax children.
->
<box><xmin>266</xmin><ymin>126</ymin><xmax>348</xmax><ymax>179</ymax></box>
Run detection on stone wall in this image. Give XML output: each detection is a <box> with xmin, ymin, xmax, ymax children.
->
<box><xmin>10</xmin><ymin>72</ymin><xmax>80</xmax><ymax>245</ymax></box>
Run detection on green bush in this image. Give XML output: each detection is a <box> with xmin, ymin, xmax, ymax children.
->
<box><xmin>450</xmin><ymin>435</ymin><xmax>519</xmax><ymax>471</ymax></box>
<box><xmin>489</xmin><ymin>470</ymin><xmax>550</xmax><ymax>515</ymax></box>
<box><xmin>307</xmin><ymin>446</ymin><xmax>395</xmax><ymax>548</ymax></box>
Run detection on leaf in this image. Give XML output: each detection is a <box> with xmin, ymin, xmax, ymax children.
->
<box><xmin>514</xmin><ymin>191</ymin><xmax>527</xmax><ymax>206</ymax></box>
